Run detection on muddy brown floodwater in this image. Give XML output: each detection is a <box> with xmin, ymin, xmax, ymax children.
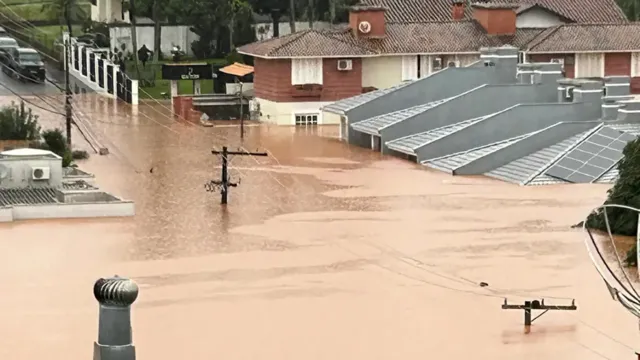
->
<box><xmin>0</xmin><ymin>95</ymin><xmax>639</xmax><ymax>359</ymax></box>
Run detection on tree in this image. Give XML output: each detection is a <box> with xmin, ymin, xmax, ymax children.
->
<box><xmin>123</xmin><ymin>0</ymin><xmax>142</xmax><ymax>80</ymax></box>
<box><xmin>227</xmin><ymin>0</ymin><xmax>252</xmax><ymax>50</ymax></box>
<box><xmin>0</xmin><ymin>101</ymin><xmax>41</xmax><ymax>141</ymax></box>
<box><xmin>249</xmin><ymin>0</ymin><xmax>290</xmax><ymax>37</ymax></box>
<box><xmin>586</xmin><ymin>137</ymin><xmax>640</xmax><ymax>265</ymax></box>
<box><xmin>42</xmin><ymin>0</ymin><xmax>87</xmax><ymax>36</ymax></box>
<box><xmin>289</xmin><ymin>0</ymin><xmax>296</xmax><ymax>32</ymax></box>
<box><xmin>617</xmin><ymin>0</ymin><xmax>640</xmax><ymax>20</ymax></box>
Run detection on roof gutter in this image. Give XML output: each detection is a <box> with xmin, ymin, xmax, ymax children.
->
<box><xmin>236</xmin><ymin>51</ymin><xmax>482</xmax><ymax>60</ymax></box>
<box><xmin>526</xmin><ymin>50</ymin><xmax>635</xmax><ymax>54</ymax></box>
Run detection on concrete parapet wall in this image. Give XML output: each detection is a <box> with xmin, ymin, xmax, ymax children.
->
<box><xmin>0</xmin><ymin>202</ymin><xmax>135</xmax><ymax>222</ymax></box>
<box><xmin>454</xmin><ymin>121</ymin><xmax>600</xmax><ymax>175</ymax></box>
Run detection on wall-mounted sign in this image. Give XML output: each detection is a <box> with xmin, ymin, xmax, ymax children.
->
<box><xmin>161</xmin><ymin>63</ymin><xmax>215</xmax><ymax>80</ymax></box>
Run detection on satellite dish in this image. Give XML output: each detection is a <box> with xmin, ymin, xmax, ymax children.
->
<box><xmin>0</xmin><ymin>164</ymin><xmax>8</xmax><ymax>180</ymax></box>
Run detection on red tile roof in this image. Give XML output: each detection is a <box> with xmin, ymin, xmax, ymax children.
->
<box><xmin>526</xmin><ymin>23</ymin><xmax>640</xmax><ymax>52</ymax></box>
<box><xmin>360</xmin><ymin>0</ymin><xmax>627</xmax><ymax>23</ymax></box>
<box><xmin>238</xmin><ymin>22</ymin><xmax>546</xmax><ymax>58</ymax></box>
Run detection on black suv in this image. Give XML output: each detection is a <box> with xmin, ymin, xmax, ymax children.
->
<box><xmin>0</xmin><ymin>37</ymin><xmax>17</xmax><ymax>64</ymax></box>
<box><xmin>4</xmin><ymin>47</ymin><xmax>45</xmax><ymax>83</ymax></box>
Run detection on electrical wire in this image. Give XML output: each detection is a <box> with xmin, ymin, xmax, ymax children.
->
<box><xmin>49</xmin><ymin>53</ymin><xmax>639</xmax><ymax>358</ymax></box>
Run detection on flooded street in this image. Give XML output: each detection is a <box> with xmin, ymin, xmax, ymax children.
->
<box><xmin>1</xmin><ymin>95</ymin><xmax>639</xmax><ymax>359</ymax></box>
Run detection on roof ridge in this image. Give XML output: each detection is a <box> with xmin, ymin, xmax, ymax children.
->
<box><xmin>525</xmin><ymin>24</ymin><xmax>563</xmax><ymax>50</ymax></box>
<box><xmin>321</xmin><ymin>30</ymin><xmax>378</xmax><ymax>55</ymax></box>
<box><xmin>265</xmin><ymin>30</ymin><xmax>315</xmax><ymax>57</ymax></box>
<box><xmin>522</xmin><ymin>124</ymin><xmax>602</xmax><ymax>185</ymax></box>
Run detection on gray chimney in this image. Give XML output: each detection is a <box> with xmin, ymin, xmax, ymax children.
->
<box><xmin>617</xmin><ymin>100</ymin><xmax>640</xmax><ymax>122</ymax></box>
<box><xmin>93</xmin><ymin>276</ymin><xmax>139</xmax><ymax>360</ymax></box>
<box><xmin>533</xmin><ymin>62</ymin><xmax>562</xmax><ymax>85</ymax></box>
<box><xmin>602</xmin><ymin>98</ymin><xmax>620</xmax><ymax>120</ymax></box>
<box><xmin>604</xmin><ymin>75</ymin><xmax>631</xmax><ymax>97</ymax></box>
<box><xmin>516</xmin><ymin>63</ymin><xmax>535</xmax><ymax>84</ymax></box>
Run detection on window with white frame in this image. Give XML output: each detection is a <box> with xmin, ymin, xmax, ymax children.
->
<box><xmin>295</xmin><ymin>113</ymin><xmax>318</xmax><ymax>126</ymax></box>
<box><xmin>575</xmin><ymin>53</ymin><xmax>604</xmax><ymax>78</ymax></box>
<box><xmin>632</xmin><ymin>53</ymin><xmax>640</xmax><ymax>77</ymax></box>
<box><xmin>419</xmin><ymin>55</ymin><xmax>431</xmax><ymax>78</ymax></box>
<box><xmin>291</xmin><ymin>58</ymin><xmax>323</xmax><ymax>85</ymax></box>
<box><xmin>402</xmin><ymin>55</ymin><xmax>418</xmax><ymax>81</ymax></box>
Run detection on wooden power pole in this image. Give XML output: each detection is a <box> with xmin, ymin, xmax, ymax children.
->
<box><xmin>502</xmin><ymin>298</ymin><xmax>577</xmax><ymax>333</ymax></box>
<box><xmin>206</xmin><ymin>146</ymin><xmax>268</xmax><ymax>204</ymax></box>
<box><xmin>64</xmin><ymin>39</ymin><xmax>72</xmax><ymax>145</ymax></box>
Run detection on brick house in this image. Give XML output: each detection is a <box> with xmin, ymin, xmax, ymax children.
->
<box><xmin>238</xmin><ymin>0</ymin><xmax>634</xmax><ymax>126</ymax></box>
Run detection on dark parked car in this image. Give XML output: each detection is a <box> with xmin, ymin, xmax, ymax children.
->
<box><xmin>4</xmin><ymin>47</ymin><xmax>45</xmax><ymax>83</ymax></box>
<box><xmin>0</xmin><ymin>37</ymin><xmax>18</xmax><ymax>63</ymax></box>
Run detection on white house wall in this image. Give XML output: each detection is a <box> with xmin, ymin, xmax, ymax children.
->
<box><xmin>92</xmin><ymin>0</ymin><xmax>125</xmax><ymax>23</ymax></box>
<box><xmin>110</xmin><ymin>26</ymin><xmax>198</xmax><ymax>56</ymax></box>
<box><xmin>516</xmin><ymin>8</ymin><xmax>565</xmax><ymax>28</ymax></box>
<box><xmin>362</xmin><ymin>56</ymin><xmax>403</xmax><ymax>89</ymax></box>
<box><xmin>257</xmin><ymin>98</ymin><xmax>339</xmax><ymax>125</ymax></box>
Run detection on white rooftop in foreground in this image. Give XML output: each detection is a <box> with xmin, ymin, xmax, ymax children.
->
<box><xmin>0</xmin><ymin>148</ymin><xmax>134</xmax><ymax>222</ymax></box>
<box><xmin>0</xmin><ymin>148</ymin><xmax>61</xmax><ymax>158</ymax></box>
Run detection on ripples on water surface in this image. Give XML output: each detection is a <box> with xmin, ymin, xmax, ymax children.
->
<box><xmin>0</xmin><ymin>96</ymin><xmax>638</xmax><ymax>359</ymax></box>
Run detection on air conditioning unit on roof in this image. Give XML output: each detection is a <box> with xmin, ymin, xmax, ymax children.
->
<box><xmin>31</xmin><ymin>166</ymin><xmax>50</xmax><ymax>180</ymax></box>
<box><xmin>337</xmin><ymin>59</ymin><xmax>352</xmax><ymax>71</ymax></box>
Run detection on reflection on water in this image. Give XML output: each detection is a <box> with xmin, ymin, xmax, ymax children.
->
<box><xmin>1</xmin><ymin>95</ymin><xmax>639</xmax><ymax>360</ymax></box>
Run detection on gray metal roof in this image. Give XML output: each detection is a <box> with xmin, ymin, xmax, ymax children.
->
<box><xmin>422</xmin><ymin>133</ymin><xmax>531</xmax><ymax>173</ymax></box>
<box><xmin>544</xmin><ymin>126</ymin><xmax>635</xmax><ymax>183</ymax></box>
<box><xmin>485</xmin><ymin>127</ymin><xmax>599</xmax><ymax>185</ymax></box>
<box><xmin>589</xmin><ymin>123</ymin><xmax>640</xmax><ymax>184</ymax></box>
<box><xmin>594</xmin><ymin>166</ymin><xmax>619</xmax><ymax>183</ymax></box>
<box><xmin>350</xmin><ymin>98</ymin><xmax>450</xmax><ymax>136</ymax></box>
<box><xmin>0</xmin><ymin>188</ymin><xmax>58</xmax><ymax>207</ymax></box>
<box><xmin>606</xmin><ymin>122</ymin><xmax>640</xmax><ymax>136</ymax></box>
<box><xmin>322</xmin><ymin>81</ymin><xmax>412</xmax><ymax>114</ymax></box>
<box><xmin>386</xmin><ymin>115</ymin><xmax>488</xmax><ymax>155</ymax></box>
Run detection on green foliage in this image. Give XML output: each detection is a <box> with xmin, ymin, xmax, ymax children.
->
<box><xmin>40</xmin><ymin>128</ymin><xmax>87</xmax><ymax>167</ymax></box>
<box><xmin>41</xmin><ymin>128</ymin><xmax>67</xmax><ymax>156</ymax></box>
<box><xmin>225</xmin><ymin>49</ymin><xmax>243</xmax><ymax>64</ymax></box>
<box><xmin>617</xmin><ymin>0</ymin><xmax>640</xmax><ymax>20</ymax></box>
<box><xmin>587</xmin><ymin>137</ymin><xmax>640</xmax><ymax>264</ymax></box>
<box><xmin>0</xmin><ymin>101</ymin><xmax>41</xmax><ymax>141</ymax></box>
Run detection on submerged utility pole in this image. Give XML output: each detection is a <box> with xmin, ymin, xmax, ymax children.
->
<box><xmin>502</xmin><ymin>298</ymin><xmax>577</xmax><ymax>333</ymax></box>
<box><xmin>206</xmin><ymin>146</ymin><xmax>268</xmax><ymax>204</ymax></box>
<box><xmin>64</xmin><ymin>39</ymin><xmax>73</xmax><ymax>146</ymax></box>
<box><xmin>93</xmin><ymin>275</ymin><xmax>139</xmax><ymax>360</ymax></box>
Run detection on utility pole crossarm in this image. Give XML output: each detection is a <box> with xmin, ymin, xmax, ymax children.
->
<box><xmin>501</xmin><ymin>298</ymin><xmax>577</xmax><ymax>329</ymax></box>
<box><xmin>207</xmin><ymin>146</ymin><xmax>269</xmax><ymax>205</ymax></box>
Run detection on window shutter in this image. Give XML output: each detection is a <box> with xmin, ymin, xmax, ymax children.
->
<box><xmin>632</xmin><ymin>53</ymin><xmax>640</xmax><ymax>77</ymax></box>
<box><xmin>575</xmin><ymin>53</ymin><xmax>604</xmax><ymax>78</ymax></box>
<box><xmin>419</xmin><ymin>55</ymin><xmax>431</xmax><ymax>78</ymax></box>
<box><xmin>291</xmin><ymin>59</ymin><xmax>303</xmax><ymax>85</ymax></box>
<box><xmin>291</xmin><ymin>58</ymin><xmax>323</xmax><ymax>85</ymax></box>
<box><xmin>402</xmin><ymin>56</ymin><xmax>418</xmax><ymax>81</ymax></box>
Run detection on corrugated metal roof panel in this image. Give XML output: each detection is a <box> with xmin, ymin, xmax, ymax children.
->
<box><xmin>485</xmin><ymin>129</ymin><xmax>596</xmax><ymax>185</ymax></box>
<box><xmin>0</xmin><ymin>188</ymin><xmax>58</xmax><ymax>207</ymax></box>
<box><xmin>386</xmin><ymin>115</ymin><xmax>487</xmax><ymax>155</ymax></box>
<box><xmin>322</xmin><ymin>81</ymin><xmax>412</xmax><ymax>114</ymax></box>
<box><xmin>422</xmin><ymin>133</ymin><xmax>531</xmax><ymax>173</ymax></box>
<box><xmin>606</xmin><ymin>123</ymin><xmax>640</xmax><ymax>136</ymax></box>
<box><xmin>350</xmin><ymin>98</ymin><xmax>450</xmax><ymax>135</ymax></box>
<box><xmin>594</xmin><ymin>166</ymin><xmax>619</xmax><ymax>183</ymax></box>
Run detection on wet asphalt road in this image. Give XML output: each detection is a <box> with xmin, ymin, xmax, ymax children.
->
<box><xmin>0</xmin><ymin>62</ymin><xmax>65</xmax><ymax>96</ymax></box>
